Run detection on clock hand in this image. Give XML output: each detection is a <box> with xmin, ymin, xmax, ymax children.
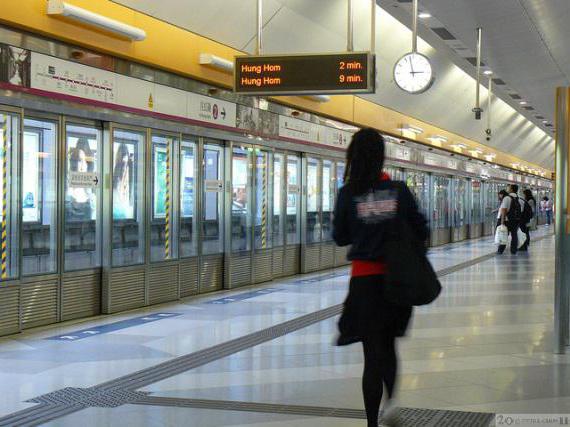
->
<box><xmin>409</xmin><ymin>56</ymin><xmax>416</xmax><ymax>75</ymax></box>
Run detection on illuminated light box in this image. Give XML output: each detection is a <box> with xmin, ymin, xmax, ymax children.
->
<box><xmin>234</xmin><ymin>52</ymin><xmax>375</xmax><ymax>95</ymax></box>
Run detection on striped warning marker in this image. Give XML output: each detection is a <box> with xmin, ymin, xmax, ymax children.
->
<box><xmin>261</xmin><ymin>155</ymin><xmax>267</xmax><ymax>249</ymax></box>
<box><xmin>164</xmin><ymin>143</ymin><xmax>171</xmax><ymax>259</ymax></box>
<box><xmin>1</xmin><ymin>118</ymin><xmax>7</xmax><ymax>279</ymax></box>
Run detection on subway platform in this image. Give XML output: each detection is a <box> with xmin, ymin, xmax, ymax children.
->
<box><xmin>0</xmin><ymin>227</ymin><xmax>562</xmax><ymax>427</ymax></box>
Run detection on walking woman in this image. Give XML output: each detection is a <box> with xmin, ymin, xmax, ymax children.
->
<box><xmin>333</xmin><ymin>128</ymin><xmax>428</xmax><ymax>427</ymax></box>
<box><xmin>522</xmin><ymin>189</ymin><xmax>537</xmax><ymax>250</ymax></box>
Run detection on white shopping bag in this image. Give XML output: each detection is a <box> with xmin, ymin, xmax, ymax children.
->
<box><xmin>495</xmin><ymin>225</ymin><xmax>508</xmax><ymax>245</ymax></box>
<box><xmin>517</xmin><ymin>227</ymin><xmax>527</xmax><ymax>249</ymax></box>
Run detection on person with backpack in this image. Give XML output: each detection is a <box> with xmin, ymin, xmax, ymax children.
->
<box><xmin>520</xmin><ymin>189</ymin><xmax>536</xmax><ymax>251</ymax></box>
<box><xmin>333</xmin><ymin>128</ymin><xmax>430</xmax><ymax>427</ymax></box>
<box><xmin>497</xmin><ymin>184</ymin><xmax>525</xmax><ymax>254</ymax></box>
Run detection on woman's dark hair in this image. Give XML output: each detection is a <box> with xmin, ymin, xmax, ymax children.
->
<box><xmin>344</xmin><ymin>128</ymin><xmax>385</xmax><ymax>195</ymax></box>
<box><xmin>76</xmin><ymin>138</ymin><xmax>94</xmax><ymax>172</ymax></box>
<box><xmin>543</xmin><ymin>196</ymin><xmax>549</xmax><ymax>201</ymax></box>
<box><xmin>523</xmin><ymin>189</ymin><xmax>535</xmax><ymax>202</ymax></box>
<box><xmin>498</xmin><ymin>189</ymin><xmax>508</xmax><ymax>199</ymax></box>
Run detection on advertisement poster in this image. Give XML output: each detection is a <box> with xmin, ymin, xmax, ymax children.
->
<box><xmin>22</xmin><ymin>132</ymin><xmax>40</xmax><ymax>222</ymax></box>
<box><xmin>112</xmin><ymin>141</ymin><xmax>136</xmax><ymax>220</ymax></box>
<box><xmin>66</xmin><ymin>136</ymin><xmax>98</xmax><ymax>222</ymax></box>
<box><xmin>232</xmin><ymin>155</ymin><xmax>248</xmax><ymax>213</ymax></box>
<box><xmin>322</xmin><ymin>166</ymin><xmax>331</xmax><ymax>211</ymax></box>
<box><xmin>153</xmin><ymin>146</ymin><xmax>168</xmax><ymax>219</ymax></box>
<box><xmin>307</xmin><ymin>164</ymin><xmax>318</xmax><ymax>212</ymax></box>
<box><xmin>287</xmin><ymin>162</ymin><xmax>299</xmax><ymax>215</ymax></box>
<box><xmin>181</xmin><ymin>151</ymin><xmax>194</xmax><ymax>218</ymax></box>
<box><xmin>0</xmin><ymin>44</ymin><xmax>31</xmax><ymax>87</ymax></box>
<box><xmin>204</xmin><ymin>150</ymin><xmax>220</xmax><ymax>221</ymax></box>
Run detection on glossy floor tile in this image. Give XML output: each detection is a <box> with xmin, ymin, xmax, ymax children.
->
<box><xmin>0</xmin><ymin>227</ymin><xmax>563</xmax><ymax>426</ymax></box>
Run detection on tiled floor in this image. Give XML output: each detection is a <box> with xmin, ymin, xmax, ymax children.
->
<box><xmin>0</xmin><ymin>227</ymin><xmax>563</xmax><ymax>426</ymax></box>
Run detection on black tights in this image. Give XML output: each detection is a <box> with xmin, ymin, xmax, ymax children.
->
<box><xmin>362</xmin><ymin>335</ymin><xmax>398</xmax><ymax>427</ymax></box>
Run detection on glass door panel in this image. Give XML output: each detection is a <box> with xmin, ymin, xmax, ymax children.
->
<box><xmin>273</xmin><ymin>153</ymin><xmax>285</xmax><ymax>248</ymax></box>
<box><xmin>254</xmin><ymin>149</ymin><xmax>271</xmax><ymax>250</ymax></box>
<box><xmin>0</xmin><ymin>112</ymin><xmax>19</xmax><ymax>279</ymax></box>
<box><xmin>305</xmin><ymin>157</ymin><xmax>321</xmax><ymax>244</ymax></box>
<box><xmin>64</xmin><ymin>123</ymin><xmax>102</xmax><ymax>271</ymax></box>
<box><xmin>432</xmin><ymin>175</ymin><xmax>450</xmax><ymax>229</ymax></box>
<box><xmin>180</xmin><ymin>138</ymin><xmax>197</xmax><ymax>258</ymax></box>
<box><xmin>406</xmin><ymin>171</ymin><xmax>429</xmax><ymax>216</ymax></box>
<box><xmin>150</xmin><ymin>134</ymin><xmax>177</xmax><ymax>262</ymax></box>
<box><xmin>286</xmin><ymin>154</ymin><xmax>301</xmax><ymax>245</ymax></box>
<box><xmin>22</xmin><ymin>118</ymin><xmax>58</xmax><ymax>275</ymax></box>
<box><xmin>231</xmin><ymin>146</ymin><xmax>252</xmax><ymax>252</ymax></box>
<box><xmin>111</xmin><ymin>128</ymin><xmax>145</xmax><ymax>267</ymax></box>
<box><xmin>336</xmin><ymin>161</ymin><xmax>346</xmax><ymax>192</ymax></box>
<box><xmin>202</xmin><ymin>142</ymin><xmax>224</xmax><ymax>255</ymax></box>
<box><xmin>452</xmin><ymin>178</ymin><xmax>467</xmax><ymax>228</ymax></box>
<box><xmin>471</xmin><ymin>180</ymin><xmax>482</xmax><ymax>224</ymax></box>
<box><xmin>321</xmin><ymin>159</ymin><xmax>334</xmax><ymax>242</ymax></box>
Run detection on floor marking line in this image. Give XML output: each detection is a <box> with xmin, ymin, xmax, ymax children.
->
<box><xmin>132</xmin><ymin>396</ymin><xmax>495</xmax><ymax>426</ymax></box>
<box><xmin>0</xmin><ymin>235</ymin><xmax>553</xmax><ymax>427</ymax></box>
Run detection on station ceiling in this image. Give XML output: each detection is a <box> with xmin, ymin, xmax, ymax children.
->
<box><xmin>113</xmin><ymin>0</ymin><xmax>555</xmax><ymax>169</ymax></box>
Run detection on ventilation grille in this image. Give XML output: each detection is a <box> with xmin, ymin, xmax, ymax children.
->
<box><xmin>253</xmin><ymin>250</ymin><xmax>273</xmax><ymax>284</ymax></box>
<box><xmin>272</xmin><ymin>248</ymin><xmax>284</xmax><ymax>279</ymax></box>
<box><xmin>284</xmin><ymin>246</ymin><xmax>300</xmax><ymax>276</ymax></box>
<box><xmin>179</xmin><ymin>257</ymin><xmax>199</xmax><ymax>297</ymax></box>
<box><xmin>200</xmin><ymin>255</ymin><xmax>223</xmax><ymax>293</ymax></box>
<box><xmin>0</xmin><ymin>286</ymin><xmax>20</xmax><ymax>336</ymax></box>
<box><xmin>510</xmin><ymin>94</ymin><xmax>522</xmax><ymax>100</ymax></box>
<box><xmin>492</xmin><ymin>79</ymin><xmax>506</xmax><ymax>85</ymax></box>
<box><xmin>320</xmin><ymin>243</ymin><xmax>335</xmax><ymax>269</ymax></box>
<box><xmin>302</xmin><ymin>245</ymin><xmax>321</xmax><ymax>273</ymax></box>
<box><xmin>21</xmin><ymin>279</ymin><xmax>58</xmax><ymax>329</ymax></box>
<box><xmin>432</xmin><ymin>27</ymin><xmax>456</xmax><ymax>40</ymax></box>
<box><xmin>465</xmin><ymin>57</ymin><xmax>485</xmax><ymax>67</ymax></box>
<box><xmin>61</xmin><ymin>271</ymin><xmax>101</xmax><ymax>321</ymax></box>
<box><xmin>229</xmin><ymin>254</ymin><xmax>252</xmax><ymax>288</ymax></box>
<box><xmin>148</xmin><ymin>264</ymin><xmax>179</xmax><ymax>305</ymax></box>
<box><xmin>107</xmin><ymin>268</ymin><xmax>145</xmax><ymax>313</ymax></box>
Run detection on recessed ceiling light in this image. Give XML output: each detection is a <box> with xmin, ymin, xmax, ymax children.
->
<box><xmin>483</xmin><ymin>70</ymin><xmax>493</xmax><ymax>75</ymax></box>
<box><xmin>543</xmin><ymin>120</ymin><xmax>548</xmax><ymax>124</ymax></box>
<box><xmin>418</xmin><ymin>12</ymin><xmax>432</xmax><ymax>18</ymax></box>
<box><xmin>519</xmin><ymin>101</ymin><xmax>527</xmax><ymax>105</ymax></box>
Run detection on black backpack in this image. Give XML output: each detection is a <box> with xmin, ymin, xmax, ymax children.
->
<box><xmin>521</xmin><ymin>199</ymin><xmax>533</xmax><ymax>224</ymax></box>
<box><xmin>506</xmin><ymin>195</ymin><xmax>522</xmax><ymax>224</ymax></box>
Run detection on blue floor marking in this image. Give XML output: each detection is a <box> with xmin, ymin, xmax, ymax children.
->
<box><xmin>46</xmin><ymin>313</ymin><xmax>182</xmax><ymax>341</ymax></box>
<box><xmin>291</xmin><ymin>272</ymin><xmax>349</xmax><ymax>285</ymax></box>
<box><xmin>206</xmin><ymin>288</ymin><xmax>281</xmax><ymax>304</ymax></box>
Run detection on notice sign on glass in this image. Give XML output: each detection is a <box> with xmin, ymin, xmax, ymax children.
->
<box><xmin>234</xmin><ymin>52</ymin><xmax>375</xmax><ymax>95</ymax></box>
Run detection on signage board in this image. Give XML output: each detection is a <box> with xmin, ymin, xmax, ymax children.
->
<box><xmin>68</xmin><ymin>171</ymin><xmax>99</xmax><ymax>188</ymax></box>
<box><xmin>234</xmin><ymin>52</ymin><xmax>375</xmax><ymax>95</ymax></box>
<box><xmin>205</xmin><ymin>180</ymin><xmax>223</xmax><ymax>192</ymax></box>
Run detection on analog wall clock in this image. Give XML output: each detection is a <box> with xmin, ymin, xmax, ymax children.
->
<box><xmin>393</xmin><ymin>52</ymin><xmax>434</xmax><ymax>94</ymax></box>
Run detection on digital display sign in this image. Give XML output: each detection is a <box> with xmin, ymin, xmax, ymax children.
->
<box><xmin>234</xmin><ymin>52</ymin><xmax>375</xmax><ymax>95</ymax></box>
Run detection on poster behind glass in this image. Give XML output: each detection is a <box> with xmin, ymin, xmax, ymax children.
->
<box><xmin>22</xmin><ymin>131</ymin><xmax>40</xmax><ymax>223</ymax></box>
<box><xmin>287</xmin><ymin>160</ymin><xmax>298</xmax><ymax>216</ymax></box>
<box><xmin>113</xmin><ymin>141</ymin><xmax>136</xmax><ymax>220</ymax></box>
<box><xmin>307</xmin><ymin>163</ymin><xmax>318</xmax><ymax>212</ymax></box>
<box><xmin>153</xmin><ymin>145</ymin><xmax>167</xmax><ymax>219</ymax></box>
<box><xmin>322</xmin><ymin>165</ymin><xmax>331</xmax><ymax>211</ymax></box>
<box><xmin>181</xmin><ymin>149</ymin><xmax>194</xmax><ymax>218</ymax></box>
<box><xmin>66</xmin><ymin>135</ymin><xmax>97</xmax><ymax>222</ymax></box>
<box><xmin>204</xmin><ymin>149</ymin><xmax>219</xmax><ymax>221</ymax></box>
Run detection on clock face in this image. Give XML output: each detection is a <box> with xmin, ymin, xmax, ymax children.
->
<box><xmin>393</xmin><ymin>52</ymin><xmax>434</xmax><ymax>94</ymax></box>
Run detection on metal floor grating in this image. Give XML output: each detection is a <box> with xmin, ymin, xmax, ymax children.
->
<box><xmin>0</xmin><ymin>246</ymin><xmax>521</xmax><ymax>427</ymax></box>
<box><xmin>134</xmin><ymin>396</ymin><xmax>495</xmax><ymax>426</ymax></box>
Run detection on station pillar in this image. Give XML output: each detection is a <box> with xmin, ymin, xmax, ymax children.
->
<box><xmin>554</xmin><ymin>88</ymin><xmax>570</xmax><ymax>353</ymax></box>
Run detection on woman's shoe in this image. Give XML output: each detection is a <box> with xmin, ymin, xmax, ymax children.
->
<box><xmin>381</xmin><ymin>399</ymin><xmax>401</xmax><ymax>426</ymax></box>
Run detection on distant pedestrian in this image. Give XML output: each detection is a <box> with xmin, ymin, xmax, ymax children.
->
<box><xmin>497</xmin><ymin>185</ymin><xmax>524</xmax><ymax>255</ymax></box>
<box><xmin>541</xmin><ymin>196</ymin><xmax>553</xmax><ymax>225</ymax></box>
<box><xmin>333</xmin><ymin>128</ymin><xmax>429</xmax><ymax>427</ymax></box>
<box><xmin>520</xmin><ymin>189</ymin><xmax>536</xmax><ymax>251</ymax></box>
